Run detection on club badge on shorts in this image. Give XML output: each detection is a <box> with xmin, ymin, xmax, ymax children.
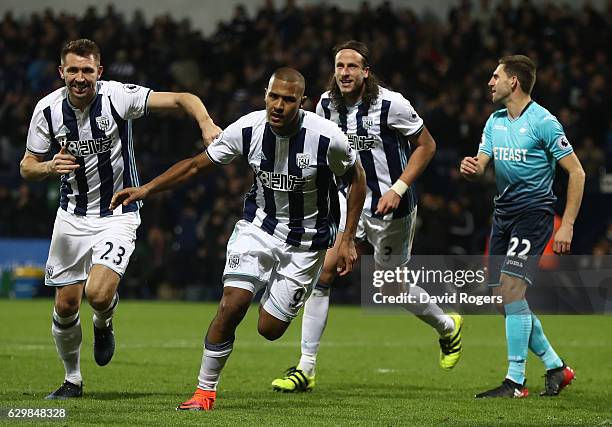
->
<box><xmin>45</xmin><ymin>265</ymin><xmax>54</xmax><ymax>280</ymax></box>
<box><xmin>227</xmin><ymin>254</ymin><xmax>240</xmax><ymax>269</ymax></box>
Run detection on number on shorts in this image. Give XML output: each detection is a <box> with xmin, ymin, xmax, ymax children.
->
<box><xmin>507</xmin><ymin>237</ymin><xmax>531</xmax><ymax>256</ymax></box>
<box><xmin>101</xmin><ymin>242</ymin><xmax>113</xmax><ymax>260</ymax></box>
<box><xmin>100</xmin><ymin>241</ymin><xmax>126</xmax><ymax>265</ymax></box>
<box><xmin>290</xmin><ymin>288</ymin><xmax>306</xmax><ymax>309</ymax></box>
<box><xmin>113</xmin><ymin>246</ymin><xmax>126</xmax><ymax>265</ymax></box>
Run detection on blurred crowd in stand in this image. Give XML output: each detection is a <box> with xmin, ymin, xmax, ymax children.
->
<box><xmin>1</xmin><ymin>0</ymin><xmax>610</xmax><ymax>299</ymax></box>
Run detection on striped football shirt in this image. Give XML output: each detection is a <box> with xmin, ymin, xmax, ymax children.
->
<box><xmin>26</xmin><ymin>80</ymin><xmax>151</xmax><ymax>216</ymax></box>
<box><xmin>317</xmin><ymin>86</ymin><xmax>422</xmax><ymax>219</ymax></box>
<box><xmin>206</xmin><ymin>110</ymin><xmax>356</xmax><ymax>251</ymax></box>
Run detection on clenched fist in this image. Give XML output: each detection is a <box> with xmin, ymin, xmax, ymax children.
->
<box><xmin>48</xmin><ymin>146</ymin><xmax>80</xmax><ymax>175</ymax></box>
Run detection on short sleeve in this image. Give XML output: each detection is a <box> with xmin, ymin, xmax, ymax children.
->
<box><xmin>206</xmin><ymin>118</ymin><xmax>244</xmax><ymax>165</ymax></box>
<box><xmin>315</xmin><ymin>99</ymin><xmax>324</xmax><ymax>118</ymax></box>
<box><xmin>327</xmin><ymin>128</ymin><xmax>356</xmax><ymax>176</ymax></box>
<box><xmin>107</xmin><ymin>81</ymin><xmax>151</xmax><ymax>120</ymax></box>
<box><xmin>387</xmin><ymin>94</ymin><xmax>424</xmax><ymax>136</ymax></box>
<box><xmin>478</xmin><ymin>115</ymin><xmax>494</xmax><ymax>156</ymax></box>
<box><xmin>316</xmin><ymin>95</ymin><xmax>332</xmax><ymax>120</ymax></box>
<box><xmin>538</xmin><ymin>114</ymin><xmax>573</xmax><ymax>160</ymax></box>
<box><xmin>26</xmin><ymin>105</ymin><xmax>52</xmax><ymax>155</ymax></box>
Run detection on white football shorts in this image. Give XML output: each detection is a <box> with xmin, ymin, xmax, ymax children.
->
<box><xmin>223</xmin><ymin>220</ymin><xmax>325</xmax><ymax>322</ymax></box>
<box><xmin>45</xmin><ymin>208</ymin><xmax>140</xmax><ymax>286</ymax></box>
<box><xmin>338</xmin><ymin>191</ymin><xmax>417</xmax><ymax>268</ymax></box>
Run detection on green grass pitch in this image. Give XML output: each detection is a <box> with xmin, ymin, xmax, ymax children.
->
<box><xmin>1</xmin><ymin>300</ymin><xmax>611</xmax><ymax>426</ymax></box>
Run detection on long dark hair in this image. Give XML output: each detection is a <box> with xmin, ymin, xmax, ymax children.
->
<box><xmin>326</xmin><ymin>40</ymin><xmax>380</xmax><ymax>112</ymax></box>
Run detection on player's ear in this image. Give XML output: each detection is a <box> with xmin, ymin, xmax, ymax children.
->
<box><xmin>363</xmin><ymin>66</ymin><xmax>370</xmax><ymax>78</ymax></box>
<box><xmin>58</xmin><ymin>65</ymin><xmax>64</xmax><ymax>80</ymax></box>
<box><xmin>300</xmin><ymin>96</ymin><xmax>307</xmax><ymax>107</ymax></box>
<box><xmin>97</xmin><ymin>65</ymin><xmax>103</xmax><ymax>79</ymax></box>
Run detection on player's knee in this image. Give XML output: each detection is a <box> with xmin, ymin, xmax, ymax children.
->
<box><xmin>257</xmin><ymin>311</ymin><xmax>289</xmax><ymax>341</ymax></box>
<box><xmin>257</xmin><ymin>323</ymin><xmax>284</xmax><ymax>341</ymax></box>
<box><xmin>498</xmin><ymin>288</ymin><xmax>523</xmax><ymax>307</ymax></box>
<box><xmin>318</xmin><ymin>268</ymin><xmax>335</xmax><ymax>287</ymax></box>
<box><xmin>85</xmin><ymin>287</ymin><xmax>113</xmax><ymax>310</ymax></box>
<box><xmin>55</xmin><ymin>297</ymin><xmax>80</xmax><ymax>317</ymax></box>
<box><xmin>218</xmin><ymin>298</ymin><xmax>249</xmax><ymax>325</ymax></box>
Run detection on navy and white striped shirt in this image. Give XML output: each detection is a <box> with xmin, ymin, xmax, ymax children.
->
<box><xmin>207</xmin><ymin>110</ymin><xmax>356</xmax><ymax>251</ymax></box>
<box><xmin>317</xmin><ymin>86</ymin><xmax>422</xmax><ymax>219</ymax></box>
<box><xmin>26</xmin><ymin>80</ymin><xmax>150</xmax><ymax>216</ymax></box>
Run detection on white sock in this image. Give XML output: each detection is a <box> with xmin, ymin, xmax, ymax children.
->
<box><xmin>298</xmin><ymin>282</ymin><xmax>330</xmax><ymax>377</ymax></box>
<box><xmin>92</xmin><ymin>293</ymin><xmax>118</xmax><ymax>329</ymax></box>
<box><xmin>405</xmin><ymin>285</ymin><xmax>454</xmax><ymax>335</ymax></box>
<box><xmin>52</xmin><ymin>309</ymin><xmax>82</xmax><ymax>386</ymax></box>
<box><xmin>197</xmin><ymin>337</ymin><xmax>234</xmax><ymax>391</ymax></box>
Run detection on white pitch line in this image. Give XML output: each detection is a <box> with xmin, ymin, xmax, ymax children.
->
<box><xmin>376</xmin><ymin>368</ymin><xmax>397</xmax><ymax>373</ymax></box>
<box><xmin>2</xmin><ymin>339</ymin><xmax>609</xmax><ymax>352</ymax></box>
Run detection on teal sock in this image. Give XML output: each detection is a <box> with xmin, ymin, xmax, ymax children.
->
<box><xmin>529</xmin><ymin>314</ymin><xmax>563</xmax><ymax>370</ymax></box>
<box><xmin>504</xmin><ymin>300</ymin><xmax>532</xmax><ymax>385</ymax></box>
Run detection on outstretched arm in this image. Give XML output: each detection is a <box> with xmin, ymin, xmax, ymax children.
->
<box><xmin>376</xmin><ymin>127</ymin><xmax>436</xmax><ymax>215</ymax></box>
<box><xmin>110</xmin><ymin>152</ymin><xmax>214</xmax><ymax>209</ymax></box>
<box><xmin>336</xmin><ymin>160</ymin><xmax>366</xmax><ymax>276</ymax></box>
<box><xmin>147</xmin><ymin>92</ymin><xmax>221</xmax><ymax>146</ymax></box>
<box><xmin>553</xmin><ymin>153</ymin><xmax>585</xmax><ymax>254</ymax></box>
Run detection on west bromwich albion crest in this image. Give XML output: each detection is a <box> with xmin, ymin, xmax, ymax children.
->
<box><xmin>45</xmin><ymin>265</ymin><xmax>54</xmax><ymax>280</ymax></box>
<box><xmin>363</xmin><ymin>116</ymin><xmax>374</xmax><ymax>130</ymax></box>
<box><xmin>56</xmin><ymin>125</ymin><xmax>70</xmax><ymax>147</ymax></box>
<box><xmin>96</xmin><ymin>116</ymin><xmax>110</xmax><ymax>132</ymax></box>
<box><xmin>296</xmin><ymin>153</ymin><xmax>310</xmax><ymax>169</ymax></box>
<box><xmin>227</xmin><ymin>254</ymin><xmax>240</xmax><ymax>269</ymax></box>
